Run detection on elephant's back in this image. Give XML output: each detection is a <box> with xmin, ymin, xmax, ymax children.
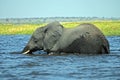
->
<box><xmin>76</xmin><ymin>23</ymin><xmax>104</xmax><ymax>35</ymax></box>
<box><xmin>76</xmin><ymin>23</ymin><xmax>104</xmax><ymax>36</ymax></box>
<box><xmin>75</xmin><ymin>23</ymin><xmax>107</xmax><ymax>43</ymax></box>
<box><xmin>77</xmin><ymin>23</ymin><xmax>107</xmax><ymax>43</ymax></box>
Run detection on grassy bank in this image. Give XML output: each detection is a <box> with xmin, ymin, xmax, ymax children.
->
<box><xmin>0</xmin><ymin>21</ymin><xmax>120</xmax><ymax>36</ymax></box>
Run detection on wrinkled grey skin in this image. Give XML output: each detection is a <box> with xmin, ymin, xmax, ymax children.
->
<box><xmin>22</xmin><ymin>21</ymin><xmax>63</xmax><ymax>54</ymax></box>
<box><xmin>22</xmin><ymin>22</ymin><xmax>110</xmax><ymax>55</ymax></box>
<box><xmin>51</xmin><ymin>23</ymin><xmax>110</xmax><ymax>54</ymax></box>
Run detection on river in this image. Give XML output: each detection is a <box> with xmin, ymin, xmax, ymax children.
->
<box><xmin>0</xmin><ymin>35</ymin><xmax>120</xmax><ymax>80</ymax></box>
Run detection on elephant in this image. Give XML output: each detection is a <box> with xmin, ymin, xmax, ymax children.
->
<box><xmin>22</xmin><ymin>22</ymin><xmax>110</xmax><ymax>55</ymax></box>
<box><xmin>22</xmin><ymin>21</ymin><xmax>64</xmax><ymax>54</ymax></box>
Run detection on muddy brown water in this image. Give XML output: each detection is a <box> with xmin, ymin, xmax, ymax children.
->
<box><xmin>0</xmin><ymin>35</ymin><xmax>120</xmax><ymax>80</ymax></box>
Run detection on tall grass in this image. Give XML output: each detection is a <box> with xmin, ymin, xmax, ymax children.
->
<box><xmin>0</xmin><ymin>21</ymin><xmax>120</xmax><ymax>36</ymax></box>
<box><xmin>0</xmin><ymin>24</ymin><xmax>46</xmax><ymax>35</ymax></box>
<box><xmin>92</xmin><ymin>21</ymin><xmax>120</xmax><ymax>36</ymax></box>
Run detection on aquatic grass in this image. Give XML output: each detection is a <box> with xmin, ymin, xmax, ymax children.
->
<box><xmin>0</xmin><ymin>21</ymin><xmax>120</xmax><ymax>36</ymax></box>
<box><xmin>92</xmin><ymin>21</ymin><xmax>120</xmax><ymax>36</ymax></box>
<box><xmin>62</xmin><ymin>22</ymin><xmax>80</xmax><ymax>28</ymax></box>
<box><xmin>0</xmin><ymin>24</ymin><xmax>46</xmax><ymax>35</ymax></box>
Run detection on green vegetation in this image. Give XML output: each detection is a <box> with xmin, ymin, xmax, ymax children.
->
<box><xmin>0</xmin><ymin>23</ymin><xmax>46</xmax><ymax>35</ymax></box>
<box><xmin>0</xmin><ymin>21</ymin><xmax>120</xmax><ymax>36</ymax></box>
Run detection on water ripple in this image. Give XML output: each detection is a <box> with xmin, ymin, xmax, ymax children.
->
<box><xmin>0</xmin><ymin>35</ymin><xmax>120</xmax><ymax>80</ymax></box>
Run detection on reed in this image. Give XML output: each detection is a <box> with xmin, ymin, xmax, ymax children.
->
<box><xmin>0</xmin><ymin>21</ymin><xmax>120</xmax><ymax>36</ymax></box>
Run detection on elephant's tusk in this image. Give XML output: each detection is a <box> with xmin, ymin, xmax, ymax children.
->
<box><xmin>23</xmin><ymin>50</ymin><xmax>30</xmax><ymax>54</ymax></box>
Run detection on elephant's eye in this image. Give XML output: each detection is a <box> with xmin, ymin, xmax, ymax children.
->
<box><xmin>34</xmin><ymin>39</ymin><xmax>38</xmax><ymax>43</ymax></box>
<box><xmin>33</xmin><ymin>37</ymin><xmax>38</xmax><ymax>43</ymax></box>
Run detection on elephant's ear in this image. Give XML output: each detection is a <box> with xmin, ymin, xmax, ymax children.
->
<box><xmin>43</xmin><ymin>25</ymin><xmax>63</xmax><ymax>52</ymax></box>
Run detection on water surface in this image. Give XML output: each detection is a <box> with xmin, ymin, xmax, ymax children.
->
<box><xmin>0</xmin><ymin>35</ymin><xmax>120</xmax><ymax>80</ymax></box>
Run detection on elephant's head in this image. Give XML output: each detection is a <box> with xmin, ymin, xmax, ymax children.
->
<box><xmin>22</xmin><ymin>27</ymin><xmax>45</xmax><ymax>54</ymax></box>
<box><xmin>22</xmin><ymin>21</ymin><xmax>64</xmax><ymax>54</ymax></box>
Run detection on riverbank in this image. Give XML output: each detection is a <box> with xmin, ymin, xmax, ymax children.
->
<box><xmin>0</xmin><ymin>21</ymin><xmax>120</xmax><ymax>36</ymax></box>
